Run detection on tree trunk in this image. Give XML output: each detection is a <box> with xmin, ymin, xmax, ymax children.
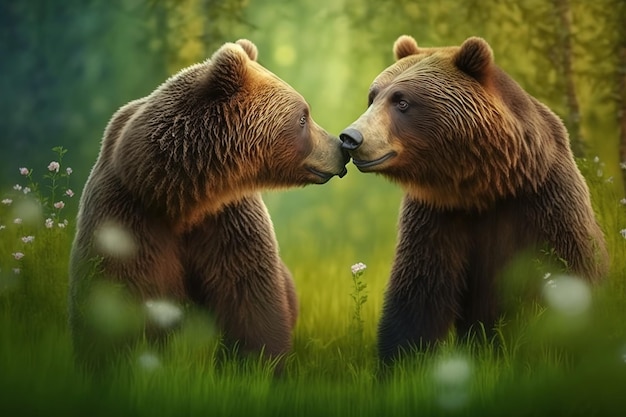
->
<box><xmin>618</xmin><ymin>45</ymin><xmax>626</xmax><ymax>194</ymax></box>
<box><xmin>553</xmin><ymin>0</ymin><xmax>585</xmax><ymax>157</ymax></box>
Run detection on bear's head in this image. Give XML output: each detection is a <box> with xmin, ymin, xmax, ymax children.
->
<box><xmin>340</xmin><ymin>36</ymin><xmax>557</xmax><ymax>210</ymax></box>
<box><xmin>113</xmin><ymin>39</ymin><xmax>349</xmax><ymax>223</ymax></box>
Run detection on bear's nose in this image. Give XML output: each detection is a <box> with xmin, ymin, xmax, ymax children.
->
<box><xmin>340</xmin><ymin>128</ymin><xmax>363</xmax><ymax>151</ymax></box>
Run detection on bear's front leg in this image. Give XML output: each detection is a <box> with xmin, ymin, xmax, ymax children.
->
<box><xmin>184</xmin><ymin>194</ymin><xmax>296</xmax><ymax>361</ymax></box>
<box><xmin>378</xmin><ymin>198</ymin><xmax>468</xmax><ymax>365</ymax></box>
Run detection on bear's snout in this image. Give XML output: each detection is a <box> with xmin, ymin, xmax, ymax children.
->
<box><xmin>339</xmin><ymin>128</ymin><xmax>363</xmax><ymax>151</ymax></box>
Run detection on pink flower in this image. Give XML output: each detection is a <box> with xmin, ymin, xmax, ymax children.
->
<box><xmin>54</xmin><ymin>201</ymin><xmax>65</xmax><ymax>209</ymax></box>
<box><xmin>19</xmin><ymin>167</ymin><xmax>30</xmax><ymax>176</ymax></box>
<box><xmin>12</xmin><ymin>252</ymin><xmax>24</xmax><ymax>260</ymax></box>
<box><xmin>65</xmin><ymin>189</ymin><xmax>74</xmax><ymax>197</ymax></box>
<box><xmin>48</xmin><ymin>161</ymin><xmax>60</xmax><ymax>172</ymax></box>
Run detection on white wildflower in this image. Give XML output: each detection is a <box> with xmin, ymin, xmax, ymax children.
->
<box><xmin>351</xmin><ymin>262</ymin><xmax>367</xmax><ymax>275</ymax></box>
<box><xmin>21</xmin><ymin>236</ymin><xmax>35</xmax><ymax>243</ymax></box>
<box><xmin>48</xmin><ymin>161</ymin><xmax>60</xmax><ymax>172</ymax></box>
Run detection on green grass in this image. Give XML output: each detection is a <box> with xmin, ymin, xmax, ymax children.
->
<box><xmin>1</xmin><ymin>155</ymin><xmax>626</xmax><ymax>416</ymax></box>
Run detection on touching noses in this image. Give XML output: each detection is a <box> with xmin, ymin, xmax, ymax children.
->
<box><xmin>339</xmin><ymin>127</ymin><xmax>363</xmax><ymax>151</ymax></box>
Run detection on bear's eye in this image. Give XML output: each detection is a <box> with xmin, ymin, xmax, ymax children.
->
<box><xmin>299</xmin><ymin>115</ymin><xmax>307</xmax><ymax>127</ymax></box>
<box><xmin>397</xmin><ymin>100</ymin><xmax>409</xmax><ymax>112</ymax></box>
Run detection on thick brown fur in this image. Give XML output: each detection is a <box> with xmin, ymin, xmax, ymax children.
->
<box><xmin>69</xmin><ymin>39</ymin><xmax>348</xmax><ymax>369</ymax></box>
<box><xmin>340</xmin><ymin>35</ymin><xmax>609</xmax><ymax>365</ymax></box>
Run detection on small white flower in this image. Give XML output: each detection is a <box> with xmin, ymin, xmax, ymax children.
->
<box><xmin>48</xmin><ymin>161</ymin><xmax>60</xmax><ymax>172</ymax></box>
<box><xmin>65</xmin><ymin>189</ymin><xmax>74</xmax><ymax>197</ymax></box>
<box><xmin>13</xmin><ymin>218</ymin><xmax>22</xmax><ymax>225</ymax></box>
<box><xmin>596</xmin><ymin>169</ymin><xmax>603</xmax><ymax>178</ymax></box>
<box><xmin>593</xmin><ymin>156</ymin><xmax>600</xmax><ymax>164</ymax></box>
<box><xmin>57</xmin><ymin>222</ymin><xmax>66</xmax><ymax>229</ymax></box>
<box><xmin>1</xmin><ymin>198</ymin><xmax>12</xmax><ymax>205</ymax></box>
<box><xmin>45</xmin><ymin>218</ymin><xmax>54</xmax><ymax>229</ymax></box>
<box><xmin>21</xmin><ymin>236</ymin><xmax>35</xmax><ymax>243</ymax></box>
<box><xmin>621</xmin><ymin>162</ymin><xmax>626</xmax><ymax>170</ymax></box>
<box><xmin>13</xmin><ymin>184</ymin><xmax>22</xmax><ymax>191</ymax></box>
<box><xmin>22</xmin><ymin>187</ymin><xmax>31</xmax><ymax>194</ymax></box>
<box><xmin>543</xmin><ymin>272</ymin><xmax>552</xmax><ymax>280</ymax></box>
<box><xmin>606</xmin><ymin>176</ymin><xmax>614</xmax><ymax>183</ymax></box>
<box><xmin>66</xmin><ymin>167</ymin><xmax>73</xmax><ymax>175</ymax></box>
<box><xmin>19</xmin><ymin>167</ymin><xmax>29</xmax><ymax>176</ymax></box>
<box><xmin>12</xmin><ymin>252</ymin><xmax>24</xmax><ymax>260</ymax></box>
<box><xmin>53</xmin><ymin>201</ymin><xmax>65</xmax><ymax>209</ymax></box>
<box><xmin>351</xmin><ymin>262</ymin><xmax>367</xmax><ymax>275</ymax></box>
<box><xmin>620</xmin><ymin>198</ymin><xmax>626</xmax><ymax>206</ymax></box>
<box><xmin>0</xmin><ymin>225</ymin><xmax>5</xmax><ymax>230</ymax></box>
<box><xmin>620</xmin><ymin>229</ymin><xmax>626</xmax><ymax>239</ymax></box>
<box><xmin>12</xmin><ymin>268</ymin><xmax>21</xmax><ymax>274</ymax></box>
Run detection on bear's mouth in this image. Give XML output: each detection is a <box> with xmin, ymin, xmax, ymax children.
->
<box><xmin>306</xmin><ymin>167</ymin><xmax>346</xmax><ymax>184</ymax></box>
<box><xmin>352</xmin><ymin>152</ymin><xmax>396</xmax><ymax>171</ymax></box>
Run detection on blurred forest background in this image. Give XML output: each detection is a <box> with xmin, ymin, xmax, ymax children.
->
<box><xmin>1</xmin><ymin>0</ymin><xmax>626</xmax><ymax>210</ymax></box>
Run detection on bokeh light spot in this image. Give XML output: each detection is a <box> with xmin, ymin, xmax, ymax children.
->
<box><xmin>274</xmin><ymin>44</ymin><xmax>296</xmax><ymax>67</ymax></box>
<box><xmin>432</xmin><ymin>355</ymin><xmax>472</xmax><ymax>410</ymax></box>
<box><xmin>94</xmin><ymin>221</ymin><xmax>137</xmax><ymax>259</ymax></box>
<box><xmin>542</xmin><ymin>274</ymin><xmax>591</xmax><ymax>317</ymax></box>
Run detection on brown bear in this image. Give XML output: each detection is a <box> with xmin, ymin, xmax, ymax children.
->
<box><xmin>69</xmin><ymin>39</ymin><xmax>349</xmax><ymax>368</ymax></box>
<box><xmin>339</xmin><ymin>35</ymin><xmax>609</xmax><ymax>365</ymax></box>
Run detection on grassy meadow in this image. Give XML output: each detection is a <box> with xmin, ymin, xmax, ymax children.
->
<box><xmin>1</xmin><ymin>148</ymin><xmax>626</xmax><ymax>417</ymax></box>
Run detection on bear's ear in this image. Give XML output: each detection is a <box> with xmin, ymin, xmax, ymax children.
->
<box><xmin>235</xmin><ymin>39</ymin><xmax>258</xmax><ymax>62</ymax></box>
<box><xmin>393</xmin><ymin>35</ymin><xmax>420</xmax><ymax>61</ymax></box>
<box><xmin>204</xmin><ymin>42</ymin><xmax>253</xmax><ymax>97</ymax></box>
<box><xmin>454</xmin><ymin>37</ymin><xmax>493</xmax><ymax>82</ymax></box>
